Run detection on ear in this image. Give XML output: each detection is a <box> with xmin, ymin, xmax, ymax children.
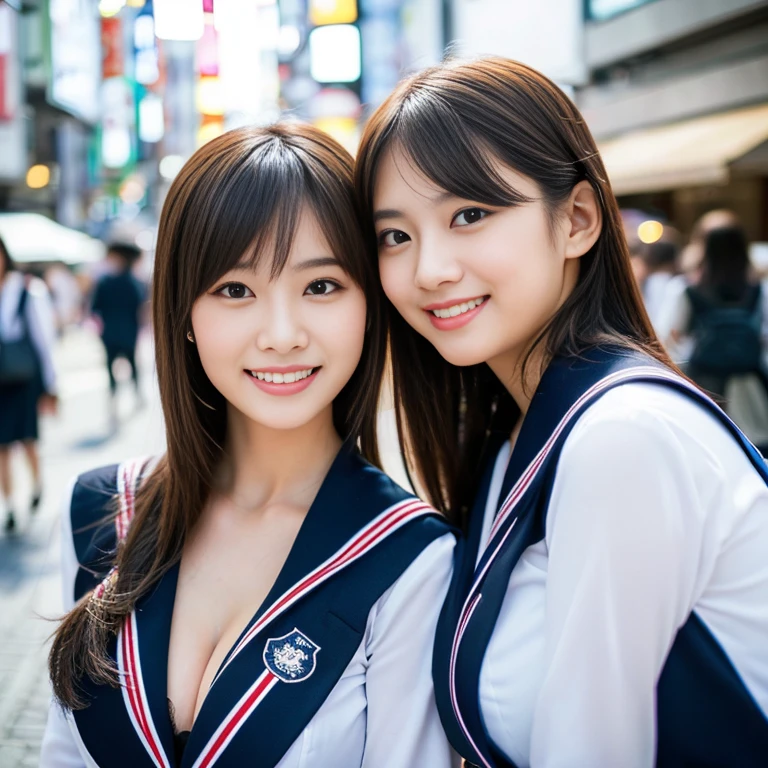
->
<box><xmin>563</xmin><ymin>180</ymin><xmax>602</xmax><ymax>260</ymax></box>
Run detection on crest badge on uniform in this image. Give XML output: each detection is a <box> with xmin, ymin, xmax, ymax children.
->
<box><xmin>263</xmin><ymin>629</ymin><xmax>321</xmax><ymax>683</ymax></box>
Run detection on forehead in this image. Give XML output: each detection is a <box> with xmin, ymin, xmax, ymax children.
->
<box><xmin>372</xmin><ymin>145</ymin><xmax>539</xmax><ymax>209</ymax></box>
<box><xmin>236</xmin><ymin>206</ymin><xmax>335</xmax><ymax>276</ymax></box>
<box><xmin>373</xmin><ymin>147</ymin><xmax>443</xmax><ymax>205</ymax></box>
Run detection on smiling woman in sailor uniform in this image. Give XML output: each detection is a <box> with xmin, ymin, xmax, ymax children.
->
<box><xmin>40</xmin><ymin>124</ymin><xmax>457</xmax><ymax>768</ymax></box>
<box><xmin>354</xmin><ymin>58</ymin><xmax>768</xmax><ymax>767</ymax></box>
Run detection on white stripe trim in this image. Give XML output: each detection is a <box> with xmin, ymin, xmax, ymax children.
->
<box><xmin>118</xmin><ymin>614</ymin><xmax>172</xmax><ymax>768</ymax></box>
<box><xmin>214</xmin><ymin>497</ymin><xmax>431</xmax><ymax>683</ymax></box>
<box><xmin>449</xmin><ymin>365</ymin><xmax>730</xmax><ymax>765</ymax></box>
<box><xmin>195</xmin><ymin>496</ymin><xmax>435</xmax><ymax>766</ymax></box>
<box><xmin>191</xmin><ymin>671</ymin><xmax>279</xmax><ymax>768</ymax></box>
<box><xmin>65</xmin><ymin>709</ymin><xmax>102</xmax><ymax>768</ymax></box>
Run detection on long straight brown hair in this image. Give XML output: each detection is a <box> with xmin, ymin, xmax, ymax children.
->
<box><xmin>50</xmin><ymin>123</ymin><xmax>387</xmax><ymax>708</ymax></box>
<box><xmin>355</xmin><ymin>57</ymin><xmax>676</xmax><ymax>525</ymax></box>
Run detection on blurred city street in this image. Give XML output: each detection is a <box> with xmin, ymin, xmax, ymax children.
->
<box><xmin>0</xmin><ymin>0</ymin><xmax>767</xmax><ymax>764</ymax></box>
<box><xmin>0</xmin><ymin>330</ymin><xmax>164</xmax><ymax>767</ymax></box>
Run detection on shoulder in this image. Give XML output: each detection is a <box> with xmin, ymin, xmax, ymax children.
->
<box><xmin>344</xmin><ymin>449</ymin><xmax>455</xmax><ymax>537</ymax></box>
<box><xmin>24</xmin><ymin>275</ymin><xmax>50</xmax><ymax>298</ymax></box>
<box><xmin>67</xmin><ymin>457</ymin><xmax>153</xmax><ymax>596</ymax></box>
<box><xmin>562</xmin><ymin>382</ymin><xmax>730</xmax><ymax>472</ymax></box>
<box><xmin>552</xmin><ymin>380</ymin><xmax>760</xmax><ymax>531</ymax></box>
<box><xmin>68</xmin><ymin>464</ymin><xmax>120</xmax><ymax>578</ymax></box>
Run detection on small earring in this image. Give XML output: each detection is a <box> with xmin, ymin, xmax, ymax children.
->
<box><xmin>186</xmin><ymin>331</ymin><xmax>195</xmax><ymax>343</ymax></box>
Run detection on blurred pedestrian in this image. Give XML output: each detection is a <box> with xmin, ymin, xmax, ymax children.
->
<box><xmin>668</xmin><ymin>225</ymin><xmax>767</xmax><ymax>404</ymax></box>
<box><xmin>640</xmin><ymin>238</ymin><xmax>684</xmax><ymax>333</ymax></box>
<box><xmin>44</xmin><ymin>263</ymin><xmax>83</xmax><ymax>333</ymax></box>
<box><xmin>0</xmin><ymin>236</ymin><xmax>57</xmax><ymax>533</ymax></box>
<box><xmin>90</xmin><ymin>242</ymin><xmax>147</xmax><ymax>430</ymax></box>
<box><xmin>679</xmin><ymin>208</ymin><xmax>739</xmax><ymax>279</ymax></box>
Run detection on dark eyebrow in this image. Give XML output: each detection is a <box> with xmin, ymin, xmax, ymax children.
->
<box><xmin>292</xmin><ymin>256</ymin><xmax>341</xmax><ymax>272</ymax></box>
<box><xmin>373</xmin><ymin>209</ymin><xmax>404</xmax><ymax>223</ymax></box>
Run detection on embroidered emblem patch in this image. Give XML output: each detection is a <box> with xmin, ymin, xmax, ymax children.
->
<box><xmin>263</xmin><ymin>629</ymin><xmax>320</xmax><ymax>683</ymax></box>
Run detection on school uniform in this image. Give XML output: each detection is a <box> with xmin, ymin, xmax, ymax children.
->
<box><xmin>41</xmin><ymin>445</ymin><xmax>459</xmax><ymax>768</ymax></box>
<box><xmin>0</xmin><ymin>272</ymin><xmax>57</xmax><ymax>445</ymax></box>
<box><xmin>433</xmin><ymin>347</ymin><xmax>768</xmax><ymax>768</ymax></box>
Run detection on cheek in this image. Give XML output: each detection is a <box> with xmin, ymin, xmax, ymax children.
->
<box><xmin>378</xmin><ymin>257</ymin><xmax>413</xmax><ymax>312</ymax></box>
<box><xmin>190</xmin><ymin>300</ymin><xmax>243</xmax><ymax>380</ymax></box>
<box><xmin>327</xmin><ymin>292</ymin><xmax>367</xmax><ymax>368</ymax></box>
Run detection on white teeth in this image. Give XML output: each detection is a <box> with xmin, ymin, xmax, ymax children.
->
<box><xmin>431</xmin><ymin>297</ymin><xmax>486</xmax><ymax>319</ymax></box>
<box><xmin>250</xmin><ymin>368</ymin><xmax>316</xmax><ymax>384</ymax></box>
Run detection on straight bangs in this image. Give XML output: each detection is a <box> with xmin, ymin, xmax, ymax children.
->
<box><xmin>387</xmin><ymin>95</ymin><xmax>532</xmax><ymax>209</ymax></box>
<box><xmin>173</xmin><ymin>131</ymin><xmax>367</xmax><ymax>308</ymax></box>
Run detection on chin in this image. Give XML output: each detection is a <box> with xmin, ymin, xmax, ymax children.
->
<box><xmin>429</xmin><ymin>341</ymin><xmax>491</xmax><ymax>368</ymax></box>
<box><xmin>240</xmin><ymin>406</ymin><xmax>325</xmax><ymax>432</ymax></box>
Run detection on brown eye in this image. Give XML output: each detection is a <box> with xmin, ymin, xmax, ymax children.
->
<box><xmin>216</xmin><ymin>282</ymin><xmax>253</xmax><ymax>299</ymax></box>
<box><xmin>305</xmin><ymin>280</ymin><xmax>340</xmax><ymax>296</ymax></box>
<box><xmin>379</xmin><ymin>230</ymin><xmax>410</xmax><ymax>247</ymax></box>
<box><xmin>452</xmin><ymin>208</ymin><xmax>488</xmax><ymax>227</ymax></box>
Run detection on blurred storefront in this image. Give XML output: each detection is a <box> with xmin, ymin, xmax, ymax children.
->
<box><xmin>578</xmin><ymin>0</ymin><xmax>768</xmax><ymax>241</ymax></box>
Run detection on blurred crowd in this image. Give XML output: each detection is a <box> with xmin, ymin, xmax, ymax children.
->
<box><xmin>629</xmin><ymin>210</ymin><xmax>768</xmax><ymax>451</ymax></box>
<box><xmin>0</xmin><ymin>237</ymin><xmax>148</xmax><ymax>533</ymax></box>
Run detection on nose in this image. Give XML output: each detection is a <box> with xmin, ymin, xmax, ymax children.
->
<box><xmin>256</xmin><ymin>298</ymin><xmax>309</xmax><ymax>355</ymax></box>
<box><xmin>413</xmin><ymin>236</ymin><xmax>463</xmax><ymax>292</ymax></box>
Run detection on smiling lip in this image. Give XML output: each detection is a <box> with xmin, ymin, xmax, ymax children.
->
<box><xmin>423</xmin><ymin>296</ymin><xmax>489</xmax><ymax>331</ymax></box>
<box><xmin>245</xmin><ymin>367</ymin><xmax>320</xmax><ymax>396</ymax></box>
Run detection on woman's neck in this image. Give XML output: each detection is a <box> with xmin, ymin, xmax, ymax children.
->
<box><xmin>487</xmin><ymin>341</ymin><xmax>549</xmax><ymax>417</ymax></box>
<box><xmin>215</xmin><ymin>405</ymin><xmax>342</xmax><ymax>513</ymax></box>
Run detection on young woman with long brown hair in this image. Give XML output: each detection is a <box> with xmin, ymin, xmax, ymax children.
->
<box><xmin>355</xmin><ymin>58</ymin><xmax>768</xmax><ymax>767</ymax></box>
<box><xmin>40</xmin><ymin>123</ymin><xmax>457</xmax><ymax>768</ymax></box>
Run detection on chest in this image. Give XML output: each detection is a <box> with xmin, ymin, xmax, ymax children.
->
<box><xmin>167</xmin><ymin>505</ymin><xmax>306</xmax><ymax>731</ymax></box>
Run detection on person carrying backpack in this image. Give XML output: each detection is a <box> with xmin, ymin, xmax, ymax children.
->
<box><xmin>672</xmin><ymin>227</ymin><xmax>767</xmax><ymax>405</ymax></box>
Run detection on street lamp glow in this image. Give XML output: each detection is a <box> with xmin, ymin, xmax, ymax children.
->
<box><xmin>26</xmin><ymin>165</ymin><xmax>50</xmax><ymax>189</ymax></box>
<box><xmin>310</xmin><ymin>0</ymin><xmax>357</xmax><ymax>25</ymax></box>
<box><xmin>98</xmin><ymin>0</ymin><xmax>125</xmax><ymax>18</ymax></box>
<box><xmin>154</xmin><ymin>0</ymin><xmax>204</xmax><ymax>41</ymax></box>
<box><xmin>638</xmin><ymin>220</ymin><xmax>664</xmax><ymax>244</ymax></box>
<box><xmin>309</xmin><ymin>25</ymin><xmax>361</xmax><ymax>83</ymax></box>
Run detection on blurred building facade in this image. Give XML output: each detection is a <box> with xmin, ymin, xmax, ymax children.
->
<box><xmin>577</xmin><ymin>0</ymin><xmax>768</xmax><ymax>242</ymax></box>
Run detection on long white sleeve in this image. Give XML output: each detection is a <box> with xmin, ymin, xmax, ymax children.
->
<box><xmin>529</xmin><ymin>398</ymin><xmax>710</xmax><ymax>768</ymax></box>
<box><xmin>39</xmin><ymin>704</ymin><xmax>89</xmax><ymax>768</ymax></box>
<box><xmin>362</xmin><ymin>533</ymin><xmax>460</xmax><ymax>768</ymax></box>
<box><xmin>40</xmin><ymin>478</ymin><xmax>85</xmax><ymax>767</ymax></box>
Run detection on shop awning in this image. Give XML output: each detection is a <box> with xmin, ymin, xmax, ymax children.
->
<box><xmin>598</xmin><ymin>103</ymin><xmax>768</xmax><ymax>196</ymax></box>
<box><xmin>0</xmin><ymin>213</ymin><xmax>105</xmax><ymax>265</ymax></box>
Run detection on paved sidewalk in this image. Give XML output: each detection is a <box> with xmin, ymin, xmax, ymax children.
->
<box><xmin>0</xmin><ymin>329</ymin><xmax>165</xmax><ymax>767</ymax></box>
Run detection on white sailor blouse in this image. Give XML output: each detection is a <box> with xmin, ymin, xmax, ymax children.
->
<box><xmin>41</xmin><ymin>445</ymin><xmax>459</xmax><ymax>768</ymax></box>
<box><xmin>433</xmin><ymin>348</ymin><xmax>768</xmax><ymax>768</ymax></box>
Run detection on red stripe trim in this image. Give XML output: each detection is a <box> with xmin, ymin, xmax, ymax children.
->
<box><xmin>196</xmin><ymin>672</ymin><xmax>277</xmax><ymax>768</ymax></box>
<box><xmin>197</xmin><ymin>497</ymin><xmax>432</xmax><ymax>765</ymax></box>
<box><xmin>226</xmin><ymin>499</ymin><xmax>428</xmax><ymax>666</ymax></box>
<box><xmin>122</xmin><ymin>615</ymin><xmax>168</xmax><ymax>768</ymax></box>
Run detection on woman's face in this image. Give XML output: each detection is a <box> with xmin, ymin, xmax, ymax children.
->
<box><xmin>372</xmin><ymin>148</ymin><xmax>580</xmax><ymax>375</ymax></box>
<box><xmin>191</xmin><ymin>207</ymin><xmax>367</xmax><ymax>433</ymax></box>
